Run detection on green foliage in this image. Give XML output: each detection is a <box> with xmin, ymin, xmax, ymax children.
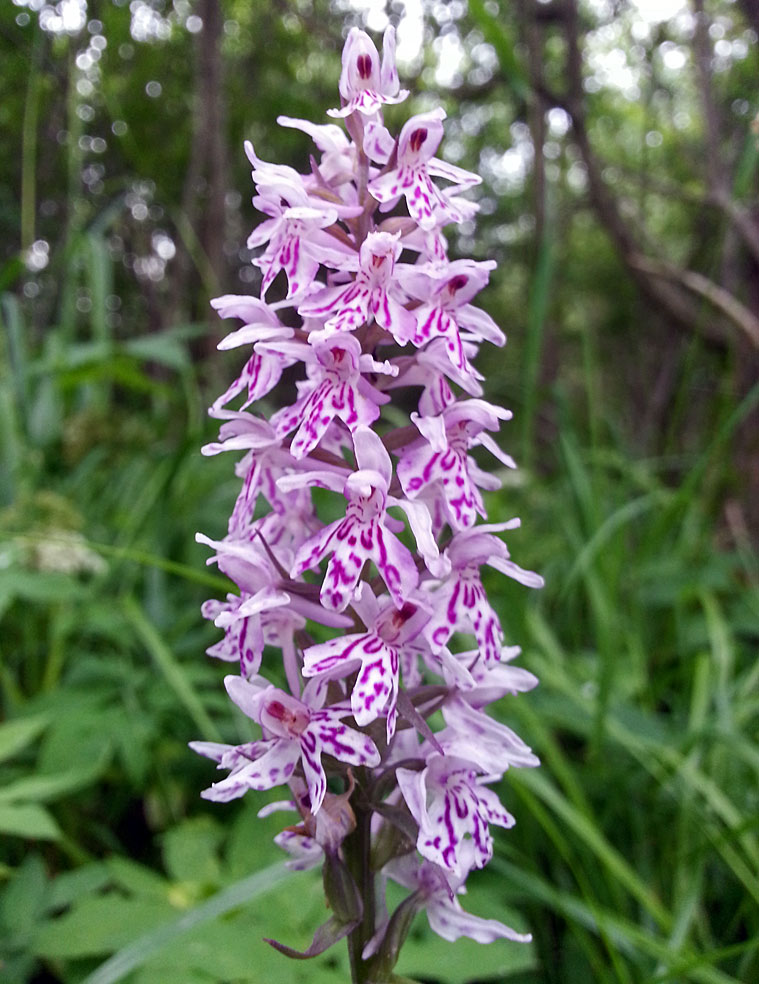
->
<box><xmin>1</xmin><ymin>1</ymin><xmax>758</xmax><ymax>983</ymax></box>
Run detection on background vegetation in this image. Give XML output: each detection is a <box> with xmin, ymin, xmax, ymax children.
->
<box><xmin>1</xmin><ymin>1</ymin><xmax>757</xmax><ymax>982</ymax></box>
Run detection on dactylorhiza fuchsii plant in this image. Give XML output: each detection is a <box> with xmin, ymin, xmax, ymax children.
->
<box><xmin>191</xmin><ymin>25</ymin><xmax>543</xmax><ymax>983</ymax></box>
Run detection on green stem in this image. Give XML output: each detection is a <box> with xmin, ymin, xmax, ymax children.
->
<box><xmin>346</xmin><ymin>798</ymin><xmax>378</xmax><ymax>983</ymax></box>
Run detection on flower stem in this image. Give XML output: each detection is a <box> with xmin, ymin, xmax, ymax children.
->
<box><xmin>346</xmin><ymin>796</ymin><xmax>378</xmax><ymax>983</ymax></box>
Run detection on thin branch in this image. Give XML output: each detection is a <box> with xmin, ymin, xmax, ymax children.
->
<box><xmin>557</xmin><ymin>0</ymin><xmax>734</xmax><ymax>345</ymax></box>
<box><xmin>629</xmin><ymin>253</ymin><xmax>759</xmax><ymax>348</ymax></box>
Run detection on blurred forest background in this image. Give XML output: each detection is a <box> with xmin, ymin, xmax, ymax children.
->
<box><xmin>1</xmin><ymin>0</ymin><xmax>758</xmax><ymax>982</ymax></box>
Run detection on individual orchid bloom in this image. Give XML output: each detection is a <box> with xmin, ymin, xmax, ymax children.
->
<box><xmin>211</xmin><ymin>340</ymin><xmax>298</xmax><ymax>418</ymax></box>
<box><xmin>210</xmin><ymin>293</ymin><xmax>291</xmax><ymax>335</ymax></box>
<box><xmin>273</xmin><ymin>827</ymin><xmax>324</xmax><ymax>872</ymax></box>
<box><xmin>209</xmin><ymin>297</ymin><xmax>296</xmax><ymax>415</ymax></box>
<box><xmin>467</xmin><ymin>645</ymin><xmax>540</xmax><ymax>703</ymax></box>
<box><xmin>191</xmin><ymin>676</ymin><xmax>380</xmax><ymax>814</ymax></box>
<box><xmin>402</xmin><ymin>221</ymin><xmax>450</xmax><ymax>266</ymax></box>
<box><xmin>248</xmin><ymin>199</ymin><xmax>341</xmax><ymax>299</ymax></box>
<box><xmin>397</xmin><ymin>399</ymin><xmax>514</xmax><ymax>531</ymax></box>
<box><xmin>400</xmin><ymin>259</ymin><xmax>504</xmax><ymax>374</ymax></box>
<box><xmin>262</xmin><ymin>334</ymin><xmax>393</xmax><ymax>458</ymax></box>
<box><xmin>328</xmin><ymin>25</ymin><xmax>408</xmax><ymax>118</ymax></box>
<box><xmin>202</xmin><ymin>592</ymin><xmax>283</xmax><ymax>679</ymax></box>
<box><xmin>200</xmin><ymin>411</ymin><xmax>281</xmax><ymax>460</ymax></box>
<box><xmin>437</xmin><ymin>694</ymin><xmax>540</xmax><ymax>774</ymax></box>
<box><xmin>202</xmin><ymin>590</ymin><xmax>307</xmax><ymax>688</ymax></box>
<box><xmin>298</xmin><ymin>230</ymin><xmax>416</xmax><ymax>344</ymax></box>
<box><xmin>244</xmin><ymin>142</ymin><xmax>356</xmax><ymax>297</ymax></box>
<box><xmin>396</xmin><ymin>754</ymin><xmax>515</xmax><ymax>876</ymax></box>
<box><xmin>368</xmin><ymin>109</ymin><xmax>481</xmax><ymax>230</ymax></box>
<box><xmin>196</xmin><ymin>529</ymin><xmax>351</xmax><ymax>631</ymax></box>
<box><xmin>282</xmin><ymin>428</ymin><xmax>422</xmax><ymax>611</ymax></box>
<box><xmin>389</xmin><ymin>337</ymin><xmax>485</xmax><ymax>418</ymax></box>
<box><xmin>249</xmin><ymin>475</ymin><xmax>323</xmax><ymax>553</ymax></box>
<box><xmin>374</xmin><ymin>849</ymin><xmax>531</xmax><ymax>948</ymax></box>
<box><xmin>302</xmin><ymin>583</ymin><xmax>429</xmax><ymax>739</ymax></box>
<box><xmin>245</xmin><ymin>142</ymin><xmax>360</xmax><ymax>224</ymax></box>
<box><xmin>199</xmin><ymin>414</ymin><xmax>301</xmax><ymax>535</ymax></box>
<box><xmin>196</xmin><ymin>527</ymin><xmax>284</xmax><ymax>599</ymax></box>
<box><xmin>420</xmin><ymin>339</ymin><xmax>485</xmax><ymax>403</ymax></box>
<box><xmin>425</xmin><ymin>521</ymin><xmax>543</xmax><ymax>665</ymax></box>
<box><xmin>261</xmin><ymin>775</ymin><xmax>357</xmax><ymax>868</ymax></box>
<box><xmin>425</xmin><ymin>643</ymin><xmax>538</xmax><ymax>697</ymax></box>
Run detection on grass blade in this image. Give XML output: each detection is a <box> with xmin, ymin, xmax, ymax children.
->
<box><xmin>122</xmin><ymin>596</ymin><xmax>221</xmax><ymax>742</ymax></box>
<box><xmin>80</xmin><ymin>862</ymin><xmax>291</xmax><ymax>984</ymax></box>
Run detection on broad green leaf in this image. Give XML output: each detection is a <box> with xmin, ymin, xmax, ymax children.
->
<box><xmin>106</xmin><ymin>857</ymin><xmax>171</xmax><ymax>900</ymax></box>
<box><xmin>48</xmin><ymin>863</ymin><xmax>111</xmax><ymax>911</ymax></box>
<box><xmin>0</xmin><ymin>753</ymin><xmax>108</xmax><ymax>804</ymax></box>
<box><xmin>0</xmin><ymin>714</ymin><xmax>48</xmax><ymax>764</ymax></box>
<box><xmin>0</xmin><ymin>853</ymin><xmax>48</xmax><ymax>938</ymax></box>
<box><xmin>123</xmin><ymin>334</ymin><xmax>190</xmax><ymax>372</ymax></box>
<box><xmin>161</xmin><ymin>816</ymin><xmax>224</xmax><ymax>885</ymax></box>
<box><xmin>34</xmin><ymin>896</ymin><xmax>177</xmax><ymax>959</ymax></box>
<box><xmin>79</xmin><ymin>862</ymin><xmax>292</xmax><ymax>984</ymax></box>
<box><xmin>0</xmin><ymin>803</ymin><xmax>61</xmax><ymax>841</ymax></box>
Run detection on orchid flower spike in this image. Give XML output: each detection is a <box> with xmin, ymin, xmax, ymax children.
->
<box><xmin>193</xmin><ymin>23</ymin><xmax>542</xmax><ymax>980</ymax></box>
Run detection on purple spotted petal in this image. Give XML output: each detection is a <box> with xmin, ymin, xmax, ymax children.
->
<box><xmin>404</xmin><ymin>756</ymin><xmax>513</xmax><ymax>876</ymax></box>
<box><xmin>194</xmin><ymin>737</ymin><xmax>300</xmax><ymax>803</ymax></box>
<box><xmin>427</xmin><ymin>897</ymin><xmax>531</xmax><ymax>944</ymax></box>
<box><xmin>427</xmin><ymin>567</ymin><xmax>504</xmax><ymax>666</ymax></box>
<box><xmin>439</xmin><ymin>696</ymin><xmax>540</xmax><ymax>773</ymax></box>
<box><xmin>328</xmin><ymin>27</ymin><xmax>408</xmax><ymax>117</ymax></box>
<box><xmin>300</xmin><ymin>713</ymin><xmax>380</xmax><ymax>813</ymax></box>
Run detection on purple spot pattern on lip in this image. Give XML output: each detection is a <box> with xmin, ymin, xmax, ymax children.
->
<box><xmin>211</xmin><ymin>349</ymin><xmax>290</xmax><ymax>417</ymax></box>
<box><xmin>408</xmin><ymin>760</ymin><xmax>515</xmax><ymax>875</ymax></box>
<box><xmin>413</xmin><ymin>305</ymin><xmax>469</xmax><ymax>373</ymax></box>
<box><xmin>293</xmin><ymin>480</ymin><xmax>418</xmax><ymax>613</ymax></box>
<box><xmin>298</xmin><ymin>231</ymin><xmax>414</xmax><ymax>345</ymax></box>
<box><xmin>303</xmin><ymin>627</ymin><xmax>401</xmax><ymax>739</ymax></box>
<box><xmin>253</xmin><ymin>214</ymin><xmax>327</xmax><ymax>300</ymax></box>
<box><xmin>426</xmin><ymin>565</ymin><xmax>504</xmax><ymax>667</ymax></box>
<box><xmin>199</xmin><ymin>694</ymin><xmax>380</xmax><ymax>815</ymax></box>
<box><xmin>398</xmin><ymin>439</ymin><xmax>484</xmax><ymax>531</ymax></box>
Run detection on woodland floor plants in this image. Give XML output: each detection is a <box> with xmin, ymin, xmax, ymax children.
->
<box><xmin>192</xmin><ymin>25</ymin><xmax>543</xmax><ymax>983</ymax></box>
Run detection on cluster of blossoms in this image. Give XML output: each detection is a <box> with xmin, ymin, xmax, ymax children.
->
<box><xmin>192</xmin><ymin>25</ymin><xmax>542</xmax><ymax>980</ymax></box>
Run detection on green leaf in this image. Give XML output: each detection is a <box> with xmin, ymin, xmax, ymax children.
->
<box><xmin>106</xmin><ymin>857</ymin><xmax>171</xmax><ymax>900</ymax></box>
<box><xmin>0</xmin><ymin>853</ymin><xmax>48</xmax><ymax>939</ymax></box>
<box><xmin>48</xmin><ymin>863</ymin><xmax>111</xmax><ymax>911</ymax></box>
<box><xmin>0</xmin><ymin>753</ymin><xmax>108</xmax><ymax>804</ymax></box>
<box><xmin>0</xmin><ymin>803</ymin><xmax>61</xmax><ymax>841</ymax></box>
<box><xmin>123</xmin><ymin>334</ymin><xmax>190</xmax><ymax>372</ymax></box>
<box><xmin>34</xmin><ymin>895</ymin><xmax>177</xmax><ymax>959</ymax></box>
<box><xmin>79</xmin><ymin>862</ymin><xmax>292</xmax><ymax>984</ymax></box>
<box><xmin>0</xmin><ymin>714</ymin><xmax>49</xmax><ymax>764</ymax></box>
<box><xmin>395</xmin><ymin>921</ymin><xmax>536</xmax><ymax>984</ymax></box>
<box><xmin>122</xmin><ymin>596</ymin><xmax>222</xmax><ymax>742</ymax></box>
<box><xmin>161</xmin><ymin>816</ymin><xmax>224</xmax><ymax>885</ymax></box>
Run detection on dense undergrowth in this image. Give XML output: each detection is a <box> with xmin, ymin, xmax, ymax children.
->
<box><xmin>1</xmin><ymin>224</ymin><xmax>757</xmax><ymax>984</ymax></box>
